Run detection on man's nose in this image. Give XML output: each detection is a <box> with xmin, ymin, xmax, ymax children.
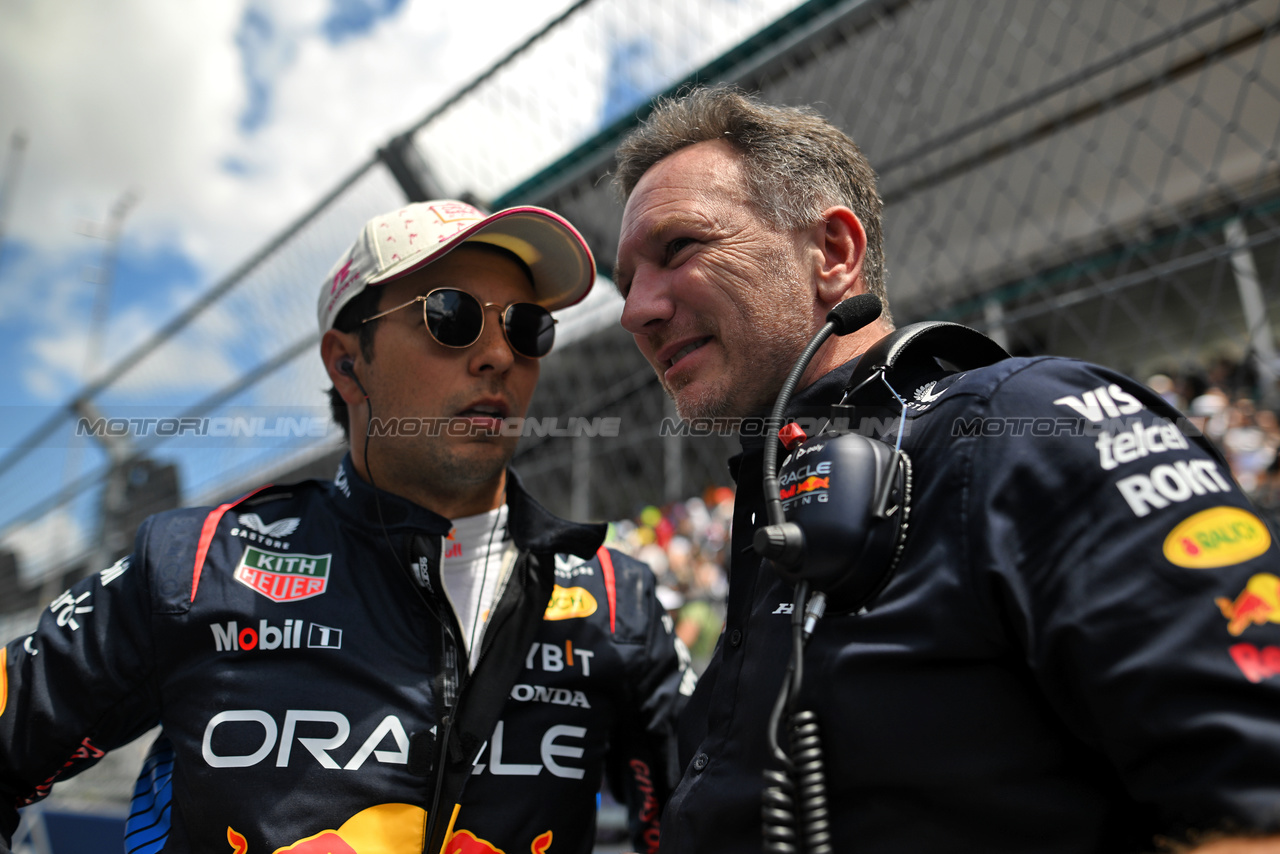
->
<box><xmin>619</xmin><ymin>269</ymin><xmax>675</xmax><ymax>335</ymax></box>
<box><xmin>468</xmin><ymin>304</ymin><xmax>516</xmax><ymax>374</ymax></box>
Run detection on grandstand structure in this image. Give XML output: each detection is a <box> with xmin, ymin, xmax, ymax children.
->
<box><xmin>4</xmin><ymin>0</ymin><xmax>1280</xmax><ymax>832</ymax></box>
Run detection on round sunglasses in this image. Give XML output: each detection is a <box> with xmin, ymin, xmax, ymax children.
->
<box><xmin>361</xmin><ymin>287</ymin><xmax>557</xmax><ymax>359</ymax></box>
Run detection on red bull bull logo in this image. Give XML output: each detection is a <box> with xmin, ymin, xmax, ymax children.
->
<box><xmin>779</xmin><ymin>476</ymin><xmax>829</xmax><ymax>500</ymax></box>
<box><xmin>445</xmin><ymin>829</ymin><xmax>553</xmax><ymax>854</ymax></box>
<box><xmin>228</xmin><ymin>803</ymin><xmax>425</xmax><ymax>854</ymax></box>
<box><xmin>1216</xmin><ymin>573</ymin><xmax>1280</xmax><ymax>636</ymax></box>
<box><xmin>1163</xmin><ymin>506</ymin><xmax>1271</xmax><ymax>568</ymax></box>
<box><xmin>228</xmin><ymin>807</ymin><xmax>553</xmax><ymax>854</ymax></box>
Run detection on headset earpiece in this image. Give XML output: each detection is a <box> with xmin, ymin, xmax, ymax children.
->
<box><xmin>771</xmin><ymin>433</ymin><xmax>911</xmax><ymax>613</ymax></box>
<box><xmin>338</xmin><ymin>357</ymin><xmax>368</xmax><ymax>398</ymax></box>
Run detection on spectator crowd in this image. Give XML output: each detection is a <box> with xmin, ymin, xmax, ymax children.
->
<box><xmin>606</xmin><ymin>486</ymin><xmax>733</xmax><ymax>674</ymax></box>
<box><xmin>1147</xmin><ymin>356</ymin><xmax>1280</xmax><ymax>527</ymax></box>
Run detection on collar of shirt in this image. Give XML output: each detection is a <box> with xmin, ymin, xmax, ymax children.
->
<box><xmin>329</xmin><ymin>453</ymin><xmax>605</xmax><ymax>558</ymax></box>
<box><xmin>729</xmin><ymin>358</ymin><xmax>861</xmax><ymax>484</ymax></box>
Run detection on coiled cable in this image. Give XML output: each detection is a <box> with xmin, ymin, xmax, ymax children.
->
<box><xmin>763</xmin><ymin>581</ymin><xmax>834</xmax><ymax>854</ymax></box>
<box><xmin>762</xmin><ymin>709</ymin><xmax>834</xmax><ymax>854</ymax></box>
<box><xmin>790</xmin><ymin>710</ymin><xmax>833</xmax><ymax>854</ymax></box>
<box><xmin>762</xmin><ymin>765</ymin><xmax>799</xmax><ymax>854</ymax></box>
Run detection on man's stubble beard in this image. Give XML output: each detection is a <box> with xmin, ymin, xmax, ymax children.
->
<box><xmin>372</xmin><ymin>431</ymin><xmax>515</xmax><ymax>504</ymax></box>
<box><xmin>667</xmin><ymin>248</ymin><xmax>814</xmax><ymax>423</ymax></box>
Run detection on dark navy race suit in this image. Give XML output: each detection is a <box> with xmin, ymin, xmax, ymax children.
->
<box><xmin>0</xmin><ymin>456</ymin><xmax>692</xmax><ymax>854</ymax></box>
<box><xmin>662</xmin><ymin>354</ymin><xmax>1280</xmax><ymax>853</ymax></box>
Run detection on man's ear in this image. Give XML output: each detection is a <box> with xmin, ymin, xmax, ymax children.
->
<box><xmin>321</xmin><ymin>329</ymin><xmax>366</xmax><ymax>406</ymax></box>
<box><xmin>810</xmin><ymin>206</ymin><xmax>867</xmax><ymax>307</ymax></box>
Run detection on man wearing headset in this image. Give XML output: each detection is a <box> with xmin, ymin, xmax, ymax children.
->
<box><xmin>612</xmin><ymin>86</ymin><xmax>1280</xmax><ymax>853</ymax></box>
<box><xmin>0</xmin><ymin>200</ymin><xmax>692</xmax><ymax>854</ymax></box>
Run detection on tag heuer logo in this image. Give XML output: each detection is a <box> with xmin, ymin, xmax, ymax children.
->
<box><xmin>234</xmin><ymin>546</ymin><xmax>332</xmax><ymax>603</ymax></box>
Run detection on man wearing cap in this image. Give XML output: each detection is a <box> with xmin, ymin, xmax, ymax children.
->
<box><xmin>0</xmin><ymin>200</ymin><xmax>693</xmax><ymax>854</ymax></box>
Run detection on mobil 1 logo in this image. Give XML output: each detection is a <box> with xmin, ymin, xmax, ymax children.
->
<box><xmin>211</xmin><ymin>619</ymin><xmax>343</xmax><ymax>652</ymax></box>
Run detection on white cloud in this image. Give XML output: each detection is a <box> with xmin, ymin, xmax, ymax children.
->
<box><xmin>0</xmin><ymin>0</ymin><xmax>586</xmax><ymax>407</ymax></box>
<box><xmin>0</xmin><ymin>1</ymin><xmax>244</xmax><ymax>259</ymax></box>
<box><xmin>0</xmin><ymin>0</ymin><xmax>811</xmax><ymax>410</ymax></box>
<box><xmin>0</xmin><ymin>0</ymin><xmax>811</xmax><ymax>580</ymax></box>
<box><xmin>0</xmin><ymin>0</ymin><xmax>582</xmax><ymax>271</ymax></box>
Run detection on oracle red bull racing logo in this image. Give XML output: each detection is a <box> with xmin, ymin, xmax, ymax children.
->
<box><xmin>779</xmin><ymin>475</ymin><xmax>829</xmax><ymax>501</ymax></box>
<box><xmin>779</xmin><ymin>460</ymin><xmax>833</xmax><ymax>507</ymax></box>
<box><xmin>234</xmin><ymin>546</ymin><xmax>332</xmax><ymax>603</ymax></box>
<box><xmin>226</xmin><ymin>804</ymin><xmax>553</xmax><ymax>854</ymax></box>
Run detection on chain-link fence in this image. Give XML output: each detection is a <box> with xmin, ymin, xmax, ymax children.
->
<box><xmin>510</xmin><ymin>0</ymin><xmax>1280</xmax><ymax>524</ymax></box>
<box><xmin>5</xmin><ymin>0</ymin><xmax>1280</xmax><ymax>833</ymax></box>
<box><xmin>0</xmin><ymin>0</ymin><xmax>806</xmax><ymax>590</ymax></box>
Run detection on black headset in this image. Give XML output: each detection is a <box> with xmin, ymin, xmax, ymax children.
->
<box><xmin>755</xmin><ymin>297</ymin><xmax>1011</xmax><ymax>854</ymax></box>
<box><xmin>753</xmin><ymin>294</ymin><xmax>910</xmax><ymax>615</ymax></box>
<box><xmin>758</xmin><ymin>312</ymin><xmax>1013</xmax><ymax>612</ymax></box>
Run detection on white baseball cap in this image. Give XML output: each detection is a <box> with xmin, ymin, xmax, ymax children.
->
<box><xmin>318</xmin><ymin>199</ymin><xmax>596</xmax><ymax>332</ymax></box>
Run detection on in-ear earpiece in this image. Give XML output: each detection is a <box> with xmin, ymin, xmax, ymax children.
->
<box><xmin>338</xmin><ymin>357</ymin><xmax>368</xmax><ymax>398</ymax></box>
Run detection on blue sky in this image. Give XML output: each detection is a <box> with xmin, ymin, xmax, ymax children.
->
<box><xmin>0</xmin><ymin>0</ymin><xmax>801</xmax><ymax>576</ymax></box>
<box><xmin>0</xmin><ymin>0</ymin><xmax>595</xmax><ymax>572</ymax></box>
<box><xmin>0</xmin><ymin>0</ymin><xmax>592</xmax><ymax>404</ymax></box>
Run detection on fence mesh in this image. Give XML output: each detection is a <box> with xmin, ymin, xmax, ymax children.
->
<box><xmin>522</xmin><ymin>0</ymin><xmax>1280</xmax><ymax>525</ymax></box>
<box><xmin>6</xmin><ymin>0</ymin><xmax>1280</xmax><ymax>833</ymax></box>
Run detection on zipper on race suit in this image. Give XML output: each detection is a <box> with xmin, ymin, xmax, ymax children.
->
<box><xmin>404</xmin><ymin>533</ymin><xmax>539</xmax><ymax>854</ymax></box>
<box><xmin>420</xmin><ymin>544</ymin><xmax>533</xmax><ymax>854</ymax></box>
<box><xmin>398</xmin><ymin>532</ymin><xmax>467</xmax><ymax>853</ymax></box>
<box><xmin>409</xmin><ymin>532</ymin><xmax>522</xmax><ymax>854</ymax></box>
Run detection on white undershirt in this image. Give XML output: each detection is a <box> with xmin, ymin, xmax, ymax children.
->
<box><xmin>439</xmin><ymin>505</ymin><xmax>512</xmax><ymax>671</ymax></box>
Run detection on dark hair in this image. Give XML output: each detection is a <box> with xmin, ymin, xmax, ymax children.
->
<box><xmin>614</xmin><ymin>85</ymin><xmax>889</xmax><ymax>318</ymax></box>
<box><xmin>326</xmin><ymin>286</ymin><xmax>382</xmax><ymax>441</ymax></box>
